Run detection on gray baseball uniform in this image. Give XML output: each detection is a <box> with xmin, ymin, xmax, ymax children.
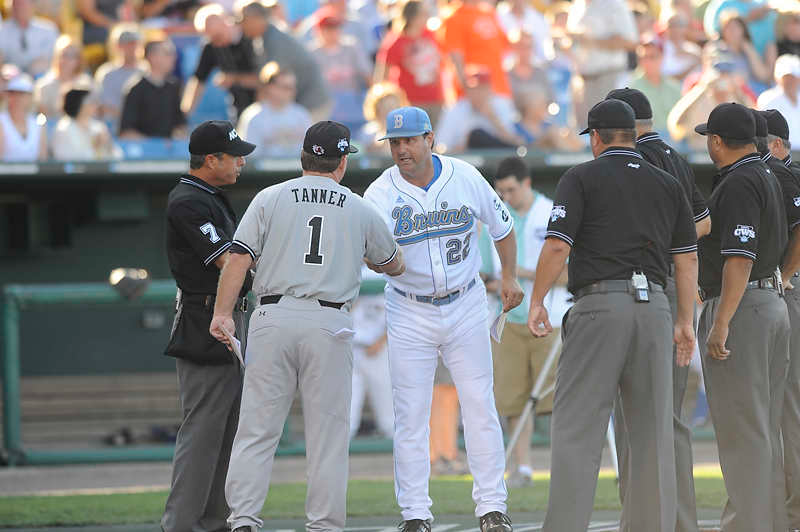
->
<box><xmin>224</xmin><ymin>174</ymin><xmax>398</xmax><ymax>532</ymax></box>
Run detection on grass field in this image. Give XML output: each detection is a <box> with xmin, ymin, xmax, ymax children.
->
<box><xmin>0</xmin><ymin>469</ymin><xmax>728</xmax><ymax>527</ymax></box>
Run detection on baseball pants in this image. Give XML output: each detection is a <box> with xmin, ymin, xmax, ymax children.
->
<box><xmin>225</xmin><ymin>296</ymin><xmax>354</xmax><ymax>532</ymax></box>
<box><xmin>161</xmin><ymin>309</ymin><xmax>245</xmax><ymax>532</ymax></box>
<box><xmin>385</xmin><ymin>281</ymin><xmax>507</xmax><ymax>521</ymax></box>
<box><xmin>350</xmin><ymin>346</ymin><xmax>394</xmax><ymax>439</ymax></box>
<box><xmin>614</xmin><ymin>276</ymin><xmax>699</xmax><ymax>532</ymax></box>
<box><xmin>544</xmin><ymin>290</ymin><xmax>676</xmax><ymax>532</ymax></box>
<box><xmin>784</xmin><ymin>287</ymin><xmax>800</xmax><ymax>527</ymax></box>
<box><xmin>699</xmin><ymin>288</ymin><xmax>790</xmax><ymax>532</ymax></box>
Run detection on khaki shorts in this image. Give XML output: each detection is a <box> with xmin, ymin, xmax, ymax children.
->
<box><xmin>492</xmin><ymin>322</ymin><xmax>559</xmax><ymax>416</ymax></box>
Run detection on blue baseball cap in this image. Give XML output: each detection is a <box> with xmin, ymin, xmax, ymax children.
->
<box><xmin>379</xmin><ymin>106</ymin><xmax>433</xmax><ymax>140</ymax></box>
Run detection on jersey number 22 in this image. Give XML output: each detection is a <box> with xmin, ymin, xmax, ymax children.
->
<box><xmin>445</xmin><ymin>233</ymin><xmax>471</xmax><ymax>265</ymax></box>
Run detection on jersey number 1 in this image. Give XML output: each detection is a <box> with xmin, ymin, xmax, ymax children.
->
<box><xmin>304</xmin><ymin>216</ymin><xmax>324</xmax><ymax>265</ymax></box>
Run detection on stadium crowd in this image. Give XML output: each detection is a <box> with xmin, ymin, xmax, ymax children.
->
<box><xmin>0</xmin><ymin>0</ymin><xmax>797</xmax><ymax>162</ymax></box>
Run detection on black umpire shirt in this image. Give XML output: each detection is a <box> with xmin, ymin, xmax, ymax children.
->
<box><xmin>762</xmin><ymin>152</ymin><xmax>800</xmax><ymax>235</ymax></box>
<box><xmin>166</xmin><ymin>174</ymin><xmax>250</xmax><ymax>296</ymax></box>
<box><xmin>636</xmin><ymin>132</ymin><xmax>710</xmax><ymax>224</ymax></box>
<box><xmin>698</xmin><ymin>154</ymin><xmax>788</xmax><ymax>295</ymax></box>
<box><xmin>546</xmin><ymin>146</ymin><xmax>697</xmax><ymax>294</ymax></box>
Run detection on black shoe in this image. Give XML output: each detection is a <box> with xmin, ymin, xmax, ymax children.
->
<box><xmin>479</xmin><ymin>511</ymin><xmax>512</xmax><ymax>532</ymax></box>
<box><xmin>398</xmin><ymin>519</ymin><xmax>432</xmax><ymax>532</ymax></box>
<box><xmin>232</xmin><ymin>527</ymin><xmax>253</xmax><ymax>532</ymax></box>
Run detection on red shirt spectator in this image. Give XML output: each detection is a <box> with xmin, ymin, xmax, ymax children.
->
<box><xmin>438</xmin><ymin>0</ymin><xmax>511</xmax><ymax>98</ymax></box>
<box><xmin>375</xmin><ymin>7</ymin><xmax>444</xmax><ymax>107</ymax></box>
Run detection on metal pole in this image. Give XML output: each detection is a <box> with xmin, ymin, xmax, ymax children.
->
<box><xmin>2</xmin><ymin>288</ymin><xmax>22</xmax><ymax>466</ymax></box>
<box><xmin>504</xmin><ymin>334</ymin><xmax>562</xmax><ymax>463</ymax></box>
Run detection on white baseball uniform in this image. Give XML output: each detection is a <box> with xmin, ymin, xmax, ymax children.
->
<box><xmin>364</xmin><ymin>154</ymin><xmax>513</xmax><ymax>521</ymax></box>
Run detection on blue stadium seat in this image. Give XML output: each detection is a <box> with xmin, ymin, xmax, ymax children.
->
<box><xmin>117</xmin><ymin>138</ymin><xmax>176</xmax><ymax>160</ymax></box>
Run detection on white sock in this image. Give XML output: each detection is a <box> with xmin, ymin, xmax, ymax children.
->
<box><xmin>517</xmin><ymin>465</ymin><xmax>533</xmax><ymax>477</ymax></box>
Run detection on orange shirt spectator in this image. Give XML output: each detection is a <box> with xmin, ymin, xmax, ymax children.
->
<box><xmin>439</xmin><ymin>0</ymin><xmax>511</xmax><ymax>98</ymax></box>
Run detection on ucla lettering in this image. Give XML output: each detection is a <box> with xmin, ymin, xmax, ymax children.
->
<box><xmin>391</xmin><ymin>204</ymin><xmax>474</xmax><ymax>245</ymax></box>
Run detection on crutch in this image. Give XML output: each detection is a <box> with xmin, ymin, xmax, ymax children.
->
<box><xmin>504</xmin><ymin>334</ymin><xmax>562</xmax><ymax>463</ymax></box>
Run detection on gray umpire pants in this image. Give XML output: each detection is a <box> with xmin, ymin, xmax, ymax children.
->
<box><xmin>784</xmin><ymin>287</ymin><xmax>800</xmax><ymax>527</ymax></box>
<box><xmin>615</xmin><ymin>276</ymin><xmax>699</xmax><ymax>532</ymax></box>
<box><xmin>699</xmin><ymin>288</ymin><xmax>790</xmax><ymax>532</ymax></box>
<box><xmin>226</xmin><ymin>296</ymin><xmax>354</xmax><ymax>532</ymax></box>
<box><xmin>161</xmin><ymin>312</ymin><xmax>245</xmax><ymax>532</ymax></box>
<box><xmin>543</xmin><ymin>290</ymin><xmax>676</xmax><ymax>532</ymax></box>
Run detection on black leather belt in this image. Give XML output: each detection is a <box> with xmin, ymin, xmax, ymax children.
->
<box><xmin>259</xmin><ymin>294</ymin><xmax>344</xmax><ymax>310</ymax></box>
<box><xmin>699</xmin><ymin>276</ymin><xmax>779</xmax><ymax>302</ymax></box>
<box><xmin>181</xmin><ymin>293</ymin><xmax>247</xmax><ymax>312</ymax></box>
<box><xmin>573</xmin><ymin>279</ymin><xmax>664</xmax><ymax>301</ymax></box>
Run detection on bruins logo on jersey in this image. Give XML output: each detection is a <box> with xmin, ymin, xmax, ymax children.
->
<box><xmin>391</xmin><ymin>202</ymin><xmax>474</xmax><ymax>245</ymax></box>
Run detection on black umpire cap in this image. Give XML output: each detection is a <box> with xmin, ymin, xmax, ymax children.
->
<box><xmin>303</xmin><ymin>120</ymin><xmax>358</xmax><ymax>157</ymax></box>
<box><xmin>694</xmin><ymin>102</ymin><xmax>755</xmax><ymax>140</ymax></box>
<box><xmin>761</xmin><ymin>109</ymin><xmax>790</xmax><ymax>141</ymax></box>
<box><xmin>751</xmin><ymin>108</ymin><xmax>768</xmax><ymax>138</ymax></box>
<box><xmin>189</xmin><ymin>120</ymin><xmax>256</xmax><ymax>156</ymax></box>
<box><xmin>579</xmin><ymin>99</ymin><xmax>636</xmax><ymax>135</ymax></box>
<box><xmin>605</xmin><ymin>87</ymin><xmax>653</xmax><ymax>120</ymax></box>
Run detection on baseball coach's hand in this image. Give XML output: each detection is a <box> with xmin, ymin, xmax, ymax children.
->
<box><xmin>501</xmin><ymin>276</ymin><xmax>524</xmax><ymax>312</ymax></box>
<box><xmin>210</xmin><ymin>314</ymin><xmax>236</xmax><ymax>351</ymax></box>
<box><xmin>527</xmin><ymin>303</ymin><xmax>553</xmax><ymax>338</ymax></box>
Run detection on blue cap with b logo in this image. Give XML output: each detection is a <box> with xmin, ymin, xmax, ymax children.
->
<box><xmin>379</xmin><ymin>106</ymin><xmax>433</xmax><ymax>140</ymax></box>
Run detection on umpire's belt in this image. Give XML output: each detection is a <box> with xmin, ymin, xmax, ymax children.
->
<box><xmin>180</xmin><ymin>293</ymin><xmax>247</xmax><ymax>312</ymax></box>
<box><xmin>699</xmin><ymin>276</ymin><xmax>779</xmax><ymax>302</ymax></box>
<box><xmin>393</xmin><ymin>278</ymin><xmax>477</xmax><ymax>306</ymax></box>
<box><xmin>573</xmin><ymin>279</ymin><xmax>664</xmax><ymax>302</ymax></box>
<box><xmin>260</xmin><ymin>294</ymin><xmax>344</xmax><ymax>310</ymax></box>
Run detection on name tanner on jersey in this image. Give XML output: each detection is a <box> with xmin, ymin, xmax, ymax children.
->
<box><xmin>291</xmin><ymin>187</ymin><xmax>347</xmax><ymax>208</ymax></box>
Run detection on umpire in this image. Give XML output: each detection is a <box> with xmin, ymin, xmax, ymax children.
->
<box><xmin>760</xmin><ymin>107</ymin><xmax>800</xmax><ymax>527</ymax></box>
<box><xmin>162</xmin><ymin>120</ymin><xmax>255</xmax><ymax>532</ymax></box>
<box><xmin>527</xmin><ymin>99</ymin><xmax>698</xmax><ymax>532</ymax></box>
<box><xmin>209</xmin><ymin>121</ymin><xmax>404</xmax><ymax>532</ymax></box>
<box><xmin>605</xmin><ymin>87</ymin><xmax>709</xmax><ymax>532</ymax></box>
<box><xmin>694</xmin><ymin>102</ymin><xmax>790</xmax><ymax>531</ymax></box>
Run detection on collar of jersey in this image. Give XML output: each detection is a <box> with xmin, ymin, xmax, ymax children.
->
<box><xmin>598</xmin><ymin>147</ymin><xmax>643</xmax><ymax>159</ymax></box>
<box><xmin>761</xmin><ymin>152</ymin><xmax>772</xmax><ymax>163</ymax></box>
<box><xmin>635</xmin><ymin>132</ymin><xmax>661</xmax><ymax>144</ymax></box>
<box><xmin>391</xmin><ymin>155</ymin><xmax>453</xmax><ymax>201</ymax></box>
<box><xmin>180</xmin><ymin>174</ymin><xmax>220</xmax><ymax>195</ymax></box>
<box><xmin>718</xmin><ymin>153</ymin><xmax>762</xmax><ymax>177</ymax></box>
<box><xmin>785</xmin><ymin>154</ymin><xmax>793</xmax><ymax>167</ymax></box>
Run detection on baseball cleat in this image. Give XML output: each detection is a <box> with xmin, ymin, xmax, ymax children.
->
<box><xmin>232</xmin><ymin>526</ymin><xmax>254</xmax><ymax>532</ymax></box>
<box><xmin>397</xmin><ymin>518</ymin><xmax>432</xmax><ymax>532</ymax></box>
<box><xmin>479</xmin><ymin>511</ymin><xmax>513</xmax><ymax>532</ymax></box>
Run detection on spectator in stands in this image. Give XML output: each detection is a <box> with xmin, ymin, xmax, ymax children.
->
<box><xmin>138</xmin><ymin>0</ymin><xmax>199</xmax><ymax>24</ymax></box>
<box><xmin>356</xmin><ymin>81</ymin><xmax>408</xmax><ymax>154</ymax></box>
<box><xmin>76</xmin><ymin>0</ymin><xmax>131</xmax><ymax>56</ymax></box>
<box><xmin>757</xmin><ymin>54</ymin><xmax>800</xmax><ymax>146</ymax></box>
<box><xmin>0</xmin><ymin>0</ymin><xmax>58</xmax><ymax>78</ymax></box>
<box><xmin>33</xmin><ymin>35</ymin><xmax>93</xmax><ymax>120</ymax></box>
<box><xmin>566</xmin><ymin>0</ymin><xmax>638</xmax><ymax>129</ymax></box>
<box><xmin>119</xmin><ymin>37</ymin><xmax>186</xmax><ymax>139</ymax></box>
<box><xmin>52</xmin><ymin>88</ymin><xmax>117</xmax><ymax>160</ymax></box>
<box><xmin>660</xmin><ymin>13</ymin><xmax>702</xmax><ymax>80</ymax></box>
<box><xmin>236</xmin><ymin>61</ymin><xmax>311</xmax><ymax>158</ymax></box>
<box><xmin>436</xmin><ymin>65</ymin><xmax>522</xmax><ymax>152</ymax></box>
<box><xmin>659</xmin><ymin>0</ymin><xmax>707</xmax><ymax>44</ymax></box>
<box><xmin>236</xmin><ymin>0</ymin><xmax>331</xmax><ymax>121</ymax></box>
<box><xmin>705</xmin><ymin>12</ymin><xmax>773</xmax><ymax>92</ymax></box>
<box><xmin>0</xmin><ymin>74</ymin><xmax>47</xmax><ymax>161</ymax></box>
<box><xmin>506</xmin><ymin>29</ymin><xmax>553</xmax><ymax>105</ymax></box>
<box><xmin>295</xmin><ymin>0</ymin><xmax>376</xmax><ymax>59</ymax></box>
<box><xmin>496</xmin><ymin>0</ymin><xmax>553</xmax><ymax>63</ymax></box>
<box><xmin>374</xmin><ymin>0</ymin><xmax>444</xmax><ymax>126</ymax></box>
<box><xmin>777</xmin><ymin>11</ymin><xmax>800</xmax><ymax>57</ymax></box>
<box><xmin>94</xmin><ymin>24</ymin><xmax>145</xmax><ymax>128</ymax></box>
<box><xmin>182</xmin><ymin>4</ymin><xmax>259</xmax><ymax>119</ymax></box>
<box><xmin>667</xmin><ymin>66</ymin><xmax>753</xmax><ymax>149</ymax></box>
<box><xmin>439</xmin><ymin>0</ymin><xmax>511</xmax><ymax>98</ymax></box>
<box><xmin>310</xmin><ymin>6</ymin><xmax>371</xmax><ymax>131</ymax></box>
<box><xmin>703</xmin><ymin>0</ymin><xmax>777</xmax><ymax>59</ymax></box>
<box><xmin>514</xmin><ymin>89</ymin><xmax>584</xmax><ymax>150</ymax></box>
<box><xmin>546</xmin><ymin>2</ymin><xmax>578</xmax><ymax>126</ymax></box>
<box><xmin>630</xmin><ymin>39</ymin><xmax>682</xmax><ymax>135</ymax></box>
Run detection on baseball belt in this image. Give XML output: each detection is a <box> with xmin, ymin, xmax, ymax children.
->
<box><xmin>180</xmin><ymin>292</ymin><xmax>248</xmax><ymax>312</ymax></box>
<box><xmin>699</xmin><ymin>276</ymin><xmax>780</xmax><ymax>302</ymax></box>
<box><xmin>572</xmin><ymin>279</ymin><xmax>665</xmax><ymax>302</ymax></box>
<box><xmin>259</xmin><ymin>294</ymin><xmax>344</xmax><ymax>310</ymax></box>
<box><xmin>393</xmin><ymin>277</ymin><xmax>477</xmax><ymax>306</ymax></box>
